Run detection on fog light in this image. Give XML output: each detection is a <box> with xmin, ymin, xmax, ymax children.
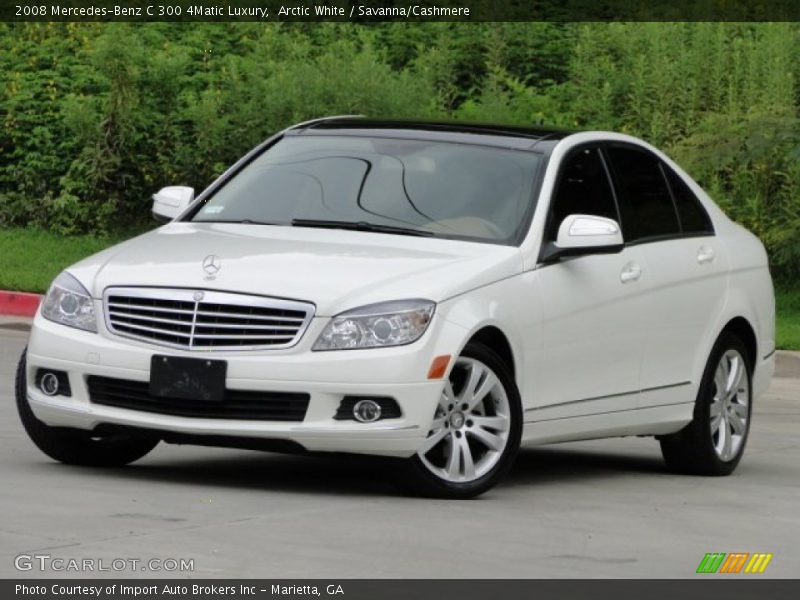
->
<box><xmin>353</xmin><ymin>399</ymin><xmax>382</xmax><ymax>423</ymax></box>
<box><xmin>40</xmin><ymin>372</ymin><xmax>59</xmax><ymax>396</ymax></box>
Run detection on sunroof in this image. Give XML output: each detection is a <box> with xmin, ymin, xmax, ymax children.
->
<box><xmin>298</xmin><ymin>118</ymin><xmax>572</xmax><ymax>141</ymax></box>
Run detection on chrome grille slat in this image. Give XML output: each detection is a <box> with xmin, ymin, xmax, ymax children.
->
<box><xmin>194</xmin><ymin>310</ymin><xmax>305</xmax><ymax>322</ymax></box>
<box><xmin>192</xmin><ymin>322</ymin><xmax>299</xmax><ymax>331</ymax></box>
<box><xmin>104</xmin><ymin>288</ymin><xmax>315</xmax><ymax>351</ymax></box>
<box><xmin>113</xmin><ymin>320</ymin><xmax>192</xmax><ymax>337</ymax></box>
<box><xmin>109</xmin><ymin>312</ymin><xmax>195</xmax><ymax>328</ymax></box>
<box><xmin>192</xmin><ymin>333</ymin><xmax>295</xmax><ymax>340</ymax></box>
<box><xmin>107</xmin><ymin>302</ymin><xmax>196</xmax><ymax>316</ymax></box>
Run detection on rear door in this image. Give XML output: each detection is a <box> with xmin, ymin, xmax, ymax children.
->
<box><xmin>604</xmin><ymin>143</ymin><xmax>728</xmax><ymax>407</ymax></box>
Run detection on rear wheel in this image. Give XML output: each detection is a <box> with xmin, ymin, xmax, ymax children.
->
<box><xmin>401</xmin><ymin>342</ymin><xmax>522</xmax><ymax>498</ymax></box>
<box><xmin>16</xmin><ymin>349</ymin><xmax>159</xmax><ymax>467</ymax></box>
<box><xmin>659</xmin><ymin>332</ymin><xmax>752</xmax><ymax>475</ymax></box>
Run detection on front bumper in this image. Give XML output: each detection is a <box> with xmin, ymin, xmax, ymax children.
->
<box><xmin>26</xmin><ymin>309</ymin><xmax>466</xmax><ymax>458</ymax></box>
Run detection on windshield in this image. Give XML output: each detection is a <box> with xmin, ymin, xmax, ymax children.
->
<box><xmin>191</xmin><ymin>135</ymin><xmax>543</xmax><ymax>244</ymax></box>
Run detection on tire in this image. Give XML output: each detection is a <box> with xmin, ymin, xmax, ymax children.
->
<box><xmin>16</xmin><ymin>348</ymin><xmax>159</xmax><ymax>467</ymax></box>
<box><xmin>659</xmin><ymin>332</ymin><xmax>752</xmax><ymax>476</ymax></box>
<box><xmin>400</xmin><ymin>342</ymin><xmax>522</xmax><ymax>499</ymax></box>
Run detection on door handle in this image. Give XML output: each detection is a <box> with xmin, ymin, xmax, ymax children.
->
<box><xmin>620</xmin><ymin>261</ymin><xmax>642</xmax><ymax>284</ymax></box>
<box><xmin>697</xmin><ymin>245</ymin><xmax>715</xmax><ymax>264</ymax></box>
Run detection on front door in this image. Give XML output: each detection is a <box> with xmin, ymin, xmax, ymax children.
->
<box><xmin>533</xmin><ymin>145</ymin><xmax>648</xmax><ymax>420</ymax></box>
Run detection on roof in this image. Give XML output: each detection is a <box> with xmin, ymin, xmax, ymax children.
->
<box><xmin>285</xmin><ymin>117</ymin><xmax>574</xmax><ymax>152</ymax></box>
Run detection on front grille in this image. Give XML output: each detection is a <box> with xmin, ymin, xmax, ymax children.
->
<box><xmin>104</xmin><ymin>288</ymin><xmax>314</xmax><ymax>350</ymax></box>
<box><xmin>87</xmin><ymin>376</ymin><xmax>310</xmax><ymax>421</ymax></box>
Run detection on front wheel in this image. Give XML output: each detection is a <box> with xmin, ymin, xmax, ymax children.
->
<box><xmin>16</xmin><ymin>349</ymin><xmax>159</xmax><ymax>467</ymax></box>
<box><xmin>659</xmin><ymin>332</ymin><xmax>752</xmax><ymax>476</ymax></box>
<box><xmin>401</xmin><ymin>342</ymin><xmax>522</xmax><ymax>498</ymax></box>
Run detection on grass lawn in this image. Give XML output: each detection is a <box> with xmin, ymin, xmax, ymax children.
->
<box><xmin>0</xmin><ymin>228</ymin><xmax>138</xmax><ymax>294</ymax></box>
<box><xmin>1</xmin><ymin>227</ymin><xmax>799</xmax><ymax>350</ymax></box>
<box><xmin>776</xmin><ymin>285</ymin><xmax>800</xmax><ymax>351</ymax></box>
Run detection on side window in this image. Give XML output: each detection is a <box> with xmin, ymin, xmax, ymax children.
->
<box><xmin>662</xmin><ymin>164</ymin><xmax>713</xmax><ymax>234</ymax></box>
<box><xmin>546</xmin><ymin>146</ymin><xmax>618</xmax><ymax>241</ymax></box>
<box><xmin>606</xmin><ymin>145</ymin><xmax>680</xmax><ymax>242</ymax></box>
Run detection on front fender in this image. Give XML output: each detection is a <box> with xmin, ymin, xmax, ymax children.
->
<box><xmin>437</xmin><ymin>273</ymin><xmax>541</xmax><ymax>409</ymax></box>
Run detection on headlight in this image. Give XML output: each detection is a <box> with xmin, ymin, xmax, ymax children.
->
<box><xmin>313</xmin><ymin>299</ymin><xmax>435</xmax><ymax>351</ymax></box>
<box><xmin>41</xmin><ymin>272</ymin><xmax>97</xmax><ymax>332</ymax></box>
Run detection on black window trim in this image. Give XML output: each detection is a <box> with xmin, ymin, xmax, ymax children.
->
<box><xmin>541</xmin><ymin>142</ymin><xmax>622</xmax><ymax>244</ymax></box>
<box><xmin>659</xmin><ymin>158</ymin><xmax>716</xmax><ymax>238</ymax></box>
<box><xmin>602</xmin><ymin>141</ymin><xmax>716</xmax><ymax>247</ymax></box>
<box><xmin>659</xmin><ymin>161</ymin><xmax>683</xmax><ymax>235</ymax></box>
<box><xmin>598</xmin><ymin>146</ymin><xmax>623</xmax><ymax>225</ymax></box>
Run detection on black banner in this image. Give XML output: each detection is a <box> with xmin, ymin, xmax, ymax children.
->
<box><xmin>4</xmin><ymin>0</ymin><xmax>800</xmax><ymax>22</ymax></box>
<box><xmin>5</xmin><ymin>580</ymin><xmax>800</xmax><ymax>600</ymax></box>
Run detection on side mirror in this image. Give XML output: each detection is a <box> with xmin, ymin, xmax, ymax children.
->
<box><xmin>540</xmin><ymin>214</ymin><xmax>624</xmax><ymax>263</ymax></box>
<box><xmin>152</xmin><ymin>186</ymin><xmax>194</xmax><ymax>222</ymax></box>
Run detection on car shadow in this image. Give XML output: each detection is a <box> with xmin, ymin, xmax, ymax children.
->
<box><xmin>505</xmin><ymin>445</ymin><xmax>669</xmax><ymax>489</ymax></box>
<box><xmin>125</xmin><ymin>450</ymin><xmax>401</xmax><ymax>497</ymax></box>
<box><xmin>48</xmin><ymin>442</ymin><xmax>670</xmax><ymax>497</ymax></box>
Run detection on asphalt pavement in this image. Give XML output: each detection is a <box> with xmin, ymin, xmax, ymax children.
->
<box><xmin>1</xmin><ymin>324</ymin><xmax>798</xmax><ymax>578</ymax></box>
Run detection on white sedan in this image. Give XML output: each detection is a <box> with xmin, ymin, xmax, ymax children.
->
<box><xmin>17</xmin><ymin>117</ymin><xmax>775</xmax><ymax>498</ymax></box>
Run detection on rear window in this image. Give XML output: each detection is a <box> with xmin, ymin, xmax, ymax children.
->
<box><xmin>606</xmin><ymin>145</ymin><xmax>681</xmax><ymax>242</ymax></box>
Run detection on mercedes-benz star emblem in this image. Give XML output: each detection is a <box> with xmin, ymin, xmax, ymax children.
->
<box><xmin>193</xmin><ymin>291</ymin><xmax>205</xmax><ymax>302</ymax></box>
<box><xmin>202</xmin><ymin>254</ymin><xmax>221</xmax><ymax>279</ymax></box>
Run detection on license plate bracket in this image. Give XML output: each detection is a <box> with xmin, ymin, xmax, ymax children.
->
<box><xmin>149</xmin><ymin>355</ymin><xmax>227</xmax><ymax>402</ymax></box>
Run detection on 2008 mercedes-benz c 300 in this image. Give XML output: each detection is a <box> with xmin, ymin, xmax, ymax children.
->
<box><xmin>17</xmin><ymin>117</ymin><xmax>775</xmax><ymax>498</ymax></box>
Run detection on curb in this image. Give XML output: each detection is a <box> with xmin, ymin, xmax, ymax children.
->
<box><xmin>776</xmin><ymin>350</ymin><xmax>800</xmax><ymax>379</ymax></box>
<box><xmin>0</xmin><ymin>290</ymin><xmax>41</xmax><ymax>317</ymax></box>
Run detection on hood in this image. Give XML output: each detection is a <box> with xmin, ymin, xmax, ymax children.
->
<box><xmin>68</xmin><ymin>223</ymin><xmax>523</xmax><ymax>316</ymax></box>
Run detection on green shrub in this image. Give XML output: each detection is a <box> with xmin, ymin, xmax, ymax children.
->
<box><xmin>0</xmin><ymin>22</ymin><xmax>798</xmax><ymax>280</ymax></box>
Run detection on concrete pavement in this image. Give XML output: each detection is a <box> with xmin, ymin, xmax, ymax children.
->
<box><xmin>1</xmin><ymin>324</ymin><xmax>798</xmax><ymax>578</ymax></box>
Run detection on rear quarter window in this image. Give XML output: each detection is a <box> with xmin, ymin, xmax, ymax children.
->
<box><xmin>662</xmin><ymin>164</ymin><xmax>714</xmax><ymax>234</ymax></box>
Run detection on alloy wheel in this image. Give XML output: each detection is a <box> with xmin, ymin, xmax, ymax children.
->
<box><xmin>710</xmin><ymin>349</ymin><xmax>750</xmax><ymax>462</ymax></box>
<box><xmin>417</xmin><ymin>357</ymin><xmax>511</xmax><ymax>483</ymax></box>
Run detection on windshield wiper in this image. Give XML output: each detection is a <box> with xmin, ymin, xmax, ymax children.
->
<box><xmin>199</xmin><ymin>219</ymin><xmax>283</xmax><ymax>226</ymax></box>
<box><xmin>291</xmin><ymin>219</ymin><xmax>434</xmax><ymax>237</ymax></box>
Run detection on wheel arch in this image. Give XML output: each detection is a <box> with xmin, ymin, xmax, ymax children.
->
<box><xmin>720</xmin><ymin>316</ymin><xmax>758</xmax><ymax>373</ymax></box>
<box><xmin>695</xmin><ymin>313</ymin><xmax>759</xmax><ymax>391</ymax></box>
<box><xmin>466</xmin><ymin>325</ymin><xmax>516</xmax><ymax>378</ymax></box>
